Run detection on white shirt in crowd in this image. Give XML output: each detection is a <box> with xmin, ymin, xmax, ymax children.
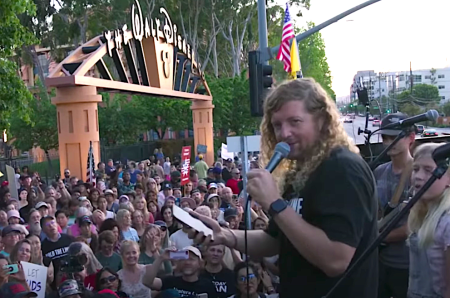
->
<box><xmin>169</xmin><ymin>229</ymin><xmax>193</xmax><ymax>250</ymax></box>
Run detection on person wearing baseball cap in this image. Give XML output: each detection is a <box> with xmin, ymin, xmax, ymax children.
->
<box><xmin>35</xmin><ymin>202</ymin><xmax>49</xmax><ymax>218</ymax></box>
<box><xmin>0</xmin><ymin>282</ymin><xmax>37</xmax><ymax>298</ymax></box>
<box><xmin>58</xmin><ymin>280</ymin><xmax>82</xmax><ymax>298</ymax></box>
<box><xmin>161</xmin><ymin>182</ymin><xmax>173</xmax><ymax>199</ymax></box>
<box><xmin>0</xmin><ymin>226</ymin><xmax>21</xmax><ymax>257</ymax></box>
<box><xmin>374</xmin><ymin>112</ymin><xmax>416</xmax><ymax>297</ymax></box>
<box><xmin>142</xmin><ymin>246</ymin><xmax>215</xmax><ymax>298</ymax></box>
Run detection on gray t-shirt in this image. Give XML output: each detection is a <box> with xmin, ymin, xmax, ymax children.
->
<box><xmin>373</xmin><ymin>161</ymin><xmax>410</xmax><ymax>269</ymax></box>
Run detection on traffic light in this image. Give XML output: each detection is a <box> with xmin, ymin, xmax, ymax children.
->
<box><xmin>386</xmin><ymin>109</ymin><xmax>391</xmax><ymax>113</ymax></box>
<box><xmin>249</xmin><ymin>51</ymin><xmax>273</xmax><ymax>117</ymax></box>
<box><xmin>349</xmin><ymin>104</ymin><xmax>353</xmax><ymax>108</ymax></box>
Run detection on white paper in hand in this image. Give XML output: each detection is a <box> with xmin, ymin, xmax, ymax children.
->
<box><xmin>172</xmin><ymin>205</ymin><xmax>214</xmax><ymax>240</ymax></box>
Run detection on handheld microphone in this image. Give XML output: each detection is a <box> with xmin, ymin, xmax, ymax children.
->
<box><xmin>432</xmin><ymin>143</ymin><xmax>450</xmax><ymax>162</ymax></box>
<box><xmin>265</xmin><ymin>142</ymin><xmax>291</xmax><ymax>172</ymax></box>
<box><xmin>382</xmin><ymin>110</ymin><xmax>439</xmax><ymax>129</ymax></box>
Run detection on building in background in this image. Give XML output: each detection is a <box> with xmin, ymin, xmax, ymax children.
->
<box><xmin>351</xmin><ymin>67</ymin><xmax>450</xmax><ymax>107</ymax></box>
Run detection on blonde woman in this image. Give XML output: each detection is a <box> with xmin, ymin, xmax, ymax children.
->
<box><xmin>132</xmin><ymin>210</ymin><xmax>146</xmax><ymax>238</ymax></box>
<box><xmin>407</xmin><ymin>143</ymin><xmax>450</xmax><ymax>298</ymax></box>
<box><xmin>117</xmin><ymin>240</ymin><xmax>152</xmax><ymax>298</ymax></box>
<box><xmin>138</xmin><ymin>225</ymin><xmax>172</xmax><ymax>276</ymax></box>
<box><xmin>133</xmin><ymin>197</ymin><xmax>154</xmax><ymax>224</ymax></box>
<box><xmin>116</xmin><ymin>209</ymin><xmax>139</xmax><ymax>242</ymax></box>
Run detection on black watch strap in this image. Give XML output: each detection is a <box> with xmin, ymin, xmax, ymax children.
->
<box><xmin>269</xmin><ymin>198</ymin><xmax>288</xmax><ymax>217</ymax></box>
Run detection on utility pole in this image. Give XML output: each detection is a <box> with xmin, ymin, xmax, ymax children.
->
<box><xmin>257</xmin><ymin>0</ymin><xmax>269</xmax><ymax>64</ymax></box>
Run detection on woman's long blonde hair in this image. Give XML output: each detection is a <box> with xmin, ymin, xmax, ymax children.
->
<box><xmin>260</xmin><ymin>78</ymin><xmax>359</xmax><ymax>193</ymax></box>
<box><xmin>408</xmin><ymin>143</ymin><xmax>450</xmax><ymax>247</ymax></box>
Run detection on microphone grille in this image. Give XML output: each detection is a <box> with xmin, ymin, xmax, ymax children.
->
<box><xmin>274</xmin><ymin>142</ymin><xmax>291</xmax><ymax>158</ymax></box>
<box><xmin>427</xmin><ymin>109</ymin><xmax>439</xmax><ymax>121</ymax></box>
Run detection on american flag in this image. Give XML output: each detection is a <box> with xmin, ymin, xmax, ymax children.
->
<box><xmin>276</xmin><ymin>3</ymin><xmax>295</xmax><ymax>72</ymax></box>
<box><xmin>86</xmin><ymin>141</ymin><xmax>95</xmax><ymax>186</ymax></box>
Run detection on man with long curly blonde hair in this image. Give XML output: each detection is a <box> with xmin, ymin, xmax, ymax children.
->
<box><xmin>188</xmin><ymin>78</ymin><xmax>379</xmax><ymax>298</ymax></box>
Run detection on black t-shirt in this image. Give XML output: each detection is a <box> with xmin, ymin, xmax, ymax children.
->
<box><xmin>222</xmin><ymin>168</ymin><xmax>232</xmax><ymax>183</ymax></box>
<box><xmin>19</xmin><ymin>204</ymin><xmax>32</xmax><ymax>222</ymax></box>
<box><xmin>161</xmin><ymin>276</ymin><xmax>216</xmax><ymax>298</ymax></box>
<box><xmin>200</xmin><ymin>268</ymin><xmax>236</xmax><ymax>298</ymax></box>
<box><xmin>265</xmin><ymin>147</ymin><xmax>378</xmax><ymax>298</ymax></box>
<box><xmin>41</xmin><ymin>233</ymin><xmax>74</xmax><ymax>273</ymax></box>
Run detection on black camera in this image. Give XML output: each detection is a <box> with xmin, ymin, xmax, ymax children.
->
<box><xmin>60</xmin><ymin>254</ymin><xmax>87</xmax><ymax>273</ymax></box>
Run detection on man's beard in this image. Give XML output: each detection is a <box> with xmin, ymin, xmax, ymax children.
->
<box><xmin>29</xmin><ymin>222</ymin><xmax>42</xmax><ymax>235</ymax></box>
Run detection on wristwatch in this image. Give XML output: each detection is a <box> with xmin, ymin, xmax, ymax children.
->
<box><xmin>269</xmin><ymin>199</ymin><xmax>288</xmax><ymax>217</ymax></box>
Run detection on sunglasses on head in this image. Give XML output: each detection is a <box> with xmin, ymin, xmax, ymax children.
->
<box><xmin>238</xmin><ymin>273</ymin><xmax>256</xmax><ymax>283</ymax></box>
<box><xmin>159</xmin><ymin>226</ymin><xmax>167</xmax><ymax>232</ymax></box>
<box><xmin>100</xmin><ymin>275</ymin><xmax>117</xmax><ymax>284</ymax></box>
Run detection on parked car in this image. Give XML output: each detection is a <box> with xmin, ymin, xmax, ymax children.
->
<box><xmin>372</xmin><ymin>119</ymin><xmax>380</xmax><ymax>127</ymax></box>
<box><xmin>416</xmin><ymin>125</ymin><xmax>424</xmax><ymax>134</ymax></box>
<box><xmin>368</xmin><ymin>116</ymin><xmax>374</xmax><ymax>121</ymax></box>
<box><xmin>343</xmin><ymin>117</ymin><xmax>353</xmax><ymax>123</ymax></box>
<box><xmin>422</xmin><ymin>129</ymin><xmax>438</xmax><ymax>137</ymax></box>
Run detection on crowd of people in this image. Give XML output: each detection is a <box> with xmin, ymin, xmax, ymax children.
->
<box><xmin>0</xmin><ymin>150</ymin><xmax>276</xmax><ymax>298</ymax></box>
<box><xmin>0</xmin><ymin>78</ymin><xmax>448</xmax><ymax>298</ymax></box>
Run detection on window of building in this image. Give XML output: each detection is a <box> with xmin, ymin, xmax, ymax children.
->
<box><xmin>413</xmin><ymin>75</ymin><xmax>422</xmax><ymax>82</ymax></box>
<box><xmin>439</xmin><ymin>85</ymin><xmax>445</xmax><ymax>89</ymax></box>
<box><xmin>36</xmin><ymin>54</ymin><xmax>50</xmax><ymax>78</ymax></box>
<box><xmin>441</xmin><ymin>96</ymin><xmax>446</xmax><ymax>100</ymax></box>
<box><xmin>188</xmin><ymin>129</ymin><xmax>194</xmax><ymax>138</ymax></box>
<box><xmin>168</xmin><ymin>128</ymin><xmax>174</xmax><ymax>139</ymax></box>
<box><xmin>398</xmin><ymin>75</ymin><xmax>405</xmax><ymax>81</ymax></box>
<box><xmin>178</xmin><ymin>130</ymin><xmax>186</xmax><ymax>138</ymax></box>
<box><xmin>438</xmin><ymin>74</ymin><xmax>445</xmax><ymax>79</ymax></box>
<box><xmin>425</xmin><ymin>75</ymin><xmax>431</xmax><ymax>80</ymax></box>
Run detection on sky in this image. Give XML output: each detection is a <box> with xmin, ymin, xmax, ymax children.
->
<box><xmin>281</xmin><ymin>0</ymin><xmax>450</xmax><ymax>97</ymax></box>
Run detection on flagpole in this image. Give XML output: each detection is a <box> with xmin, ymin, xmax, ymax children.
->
<box><xmin>89</xmin><ymin>141</ymin><xmax>93</xmax><ymax>183</ymax></box>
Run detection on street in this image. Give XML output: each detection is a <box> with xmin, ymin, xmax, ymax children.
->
<box><xmin>341</xmin><ymin>116</ymin><xmax>450</xmax><ymax>145</ymax></box>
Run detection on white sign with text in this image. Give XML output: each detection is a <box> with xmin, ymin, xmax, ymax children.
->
<box><xmin>22</xmin><ymin>261</ymin><xmax>47</xmax><ymax>298</ymax></box>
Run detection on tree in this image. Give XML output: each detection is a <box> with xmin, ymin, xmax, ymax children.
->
<box><xmin>442</xmin><ymin>102</ymin><xmax>450</xmax><ymax>117</ymax></box>
<box><xmin>9</xmin><ymin>82</ymin><xmax>58</xmax><ymax>163</ymax></box>
<box><xmin>98</xmin><ymin>94</ymin><xmax>144</xmax><ymax>145</ymax></box>
<box><xmin>297</xmin><ymin>22</ymin><xmax>335</xmax><ymax>100</ymax></box>
<box><xmin>399</xmin><ymin>102</ymin><xmax>421</xmax><ymax>117</ymax></box>
<box><xmin>0</xmin><ymin>0</ymin><xmax>36</xmax><ymax>131</ymax></box>
<box><xmin>396</xmin><ymin>84</ymin><xmax>441</xmax><ymax>112</ymax></box>
<box><xmin>209</xmin><ymin>72</ymin><xmax>260</xmax><ymax>136</ymax></box>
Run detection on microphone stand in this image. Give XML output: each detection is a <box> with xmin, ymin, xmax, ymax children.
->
<box><xmin>368</xmin><ymin>129</ymin><xmax>406</xmax><ymax>170</ymax></box>
<box><xmin>322</xmin><ymin>158</ymin><xmax>449</xmax><ymax>298</ymax></box>
<box><xmin>358</xmin><ymin>103</ymin><xmax>373</xmax><ymax>161</ymax></box>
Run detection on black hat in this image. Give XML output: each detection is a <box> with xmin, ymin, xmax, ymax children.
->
<box><xmin>0</xmin><ymin>282</ymin><xmax>37</xmax><ymax>298</ymax></box>
<box><xmin>224</xmin><ymin>208</ymin><xmax>238</xmax><ymax>220</ymax></box>
<box><xmin>1</xmin><ymin>226</ymin><xmax>21</xmax><ymax>238</ymax></box>
<box><xmin>162</xmin><ymin>181</ymin><xmax>172</xmax><ymax>190</ymax></box>
<box><xmin>39</xmin><ymin>215</ymin><xmax>55</xmax><ymax>228</ymax></box>
<box><xmin>78</xmin><ymin>215</ymin><xmax>92</xmax><ymax>226</ymax></box>
<box><xmin>379</xmin><ymin>113</ymin><xmax>413</xmax><ymax>136</ymax></box>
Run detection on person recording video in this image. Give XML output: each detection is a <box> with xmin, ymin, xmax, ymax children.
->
<box><xmin>188</xmin><ymin>78</ymin><xmax>378</xmax><ymax>298</ymax></box>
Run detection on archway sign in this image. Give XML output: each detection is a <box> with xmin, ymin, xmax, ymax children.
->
<box><xmin>46</xmin><ymin>0</ymin><xmax>214</xmax><ymax>180</ymax></box>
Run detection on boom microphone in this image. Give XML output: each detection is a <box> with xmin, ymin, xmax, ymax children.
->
<box><xmin>432</xmin><ymin>143</ymin><xmax>450</xmax><ymax>162</ymax></box>
<box><xmin>382</xmin><ymin>110</ymin><xmax>439</xmax><ymax>129</ymax></box>
<box><xmin>265</xmin><ymin>142</ymin><xmax>291</xmax><ymax>173</ymax></box>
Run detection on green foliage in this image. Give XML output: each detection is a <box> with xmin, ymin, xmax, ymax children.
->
<box><xmin>209</xmin><ymin>72</ymin><xmax>260</xmax><ymax>136</ymax></box>
<box><xmin>0</xmin><ymin>0</ymin><xmax>37</xmax><ymax>131</ymax></box>
<box><xmin>399</xmin><ymin>102</ymin><xmax>422</xmax><ymax>117</ymax></box>
<box><xmin>442</xmin><ymin>102</ymin><xmax>450</xmax><ymax>117</ymax></box>
<box><xmin>397</xmin><ymin>84</ymin><xmax>441</xmax><ymax>116</ymax></box>
<box><xmin>9</xmin><ymin>82</ymin><xmax>58</xmax><ymax>152</ymax></box>
<box><xmin>98</xmin><ymin>94</ymin><xmax>192</xmax><ymax>145</ymax></box>
<box><xmin>297</xmin><ymin>22</ymin><xmax>335</xmax><ymax>100</ymax></box>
